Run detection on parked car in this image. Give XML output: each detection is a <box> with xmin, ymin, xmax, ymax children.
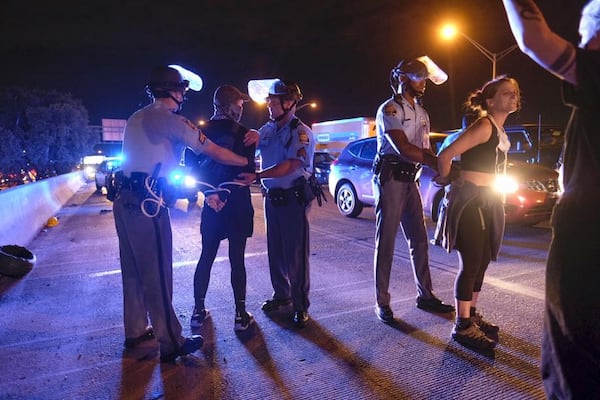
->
<box><xmin>506</xmin><ymin>124</ymin><xmax>564</xmax><ymax>168</ymax></box>
<box><xmin>313</xmin><ymin>151</ymin><xmax>336</xmax><ymax>185</ymax></box>
<box><xmin>94</xmin><ymin>157</ymin><xmax>122</xmax><ymax>191</ymax></box>
<box><xmin>328</xmin><ymin>134</ymin><xmax>560</xmax><ymax>226</ymax></box>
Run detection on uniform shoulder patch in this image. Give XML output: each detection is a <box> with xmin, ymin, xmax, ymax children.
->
<box><xmin>383</xmin><ymin>104</ymin><xmax>397</xmax><ymax>117</ymax></box>
<box><xmin>198</xmin><ymin>130</ymin><xmax>207</xmax><ymax>144</ymax></box>
<box><xmin>182</xmin><ymin>117</ymin><xmax>198</xmax><ymax>131</ymax></box>
<box><xmin>297</xmin><ymin>147</ymin><xmax>307</xmax><ymax>159</ymax></box>
<box><xmin>298</xmin><ymin>128</ymin><xmax>310</xmax><ymax>145</ymax></box>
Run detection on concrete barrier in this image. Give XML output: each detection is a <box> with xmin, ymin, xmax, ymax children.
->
<box><xmin>0</xmin><ymin>172</ymin><xmax>85</xmax><ymax>247</ymax></box>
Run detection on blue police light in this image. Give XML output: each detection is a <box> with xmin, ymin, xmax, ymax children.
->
<box><xmin>169</xmin><ymin>170</ymin><xmax>185</xmax><ymax>184</ymax></box>
<box><xmin>169</xmin><ymin>170</ymin><xmax>197</xmax><ymax>188</ymax></box>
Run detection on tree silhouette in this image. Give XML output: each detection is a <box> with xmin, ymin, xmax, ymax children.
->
<box><xmin>0</xmin><ymin>87</ymin><xmax>96</xmax><ymax>180</ymax></box>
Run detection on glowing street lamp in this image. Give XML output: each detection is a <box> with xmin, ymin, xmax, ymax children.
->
<box><xmin>440</xmin><ymin>24</ymin><xmax>518</xmax><ymax>79</ymax></box>
<box><xmin>297</xmin><ymin>102</ymin><xmax>317</xmax><ymax>111</ymax></box>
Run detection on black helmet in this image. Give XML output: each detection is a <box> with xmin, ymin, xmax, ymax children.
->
<box><xmin>268</xmin><ymin>79</ymin><xmax>303</xmax><ymax>102</ymax></box>
<box><xmin>146</xmin><ymin>66</ymin><xmax>189</xmax><ymax>97</ymax></box>
<box><xmin>390</xmin><ymin>59</ymin><xmax>428</xmax><ymax>91</ymax></box>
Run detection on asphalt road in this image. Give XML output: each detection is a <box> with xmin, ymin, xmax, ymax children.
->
<box><xmin>0</xmin><ymin>182</ymin><xmax>551</xmax><ymax>399</ymax></box>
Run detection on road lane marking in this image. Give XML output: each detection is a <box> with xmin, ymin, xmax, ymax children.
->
<box><xmin>88</xmin><ymin>251</ymin><xmax>268</xmax><ymax>278</ymax></box>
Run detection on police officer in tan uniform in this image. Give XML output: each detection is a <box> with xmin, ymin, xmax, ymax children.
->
<box><xmin>372</xmin><ymin>58</ymin><xmax>454</xmax><ymax>324</ymax></box>
<box><xmin>113</xmin><ymin>66</ymin><xmax>251</xmax><ymax>362</ymax></box>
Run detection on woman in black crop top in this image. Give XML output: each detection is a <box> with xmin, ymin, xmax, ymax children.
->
<box><xmin>435</xmin><ymin>76</ymin><xmax>521</xmax><ymax>351</ymax></box>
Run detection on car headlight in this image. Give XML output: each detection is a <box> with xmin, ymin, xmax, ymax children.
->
<box><xmin>493</xmin><ymin>175</ymin><xmax>519</xmax><ymax>194</ymax></box>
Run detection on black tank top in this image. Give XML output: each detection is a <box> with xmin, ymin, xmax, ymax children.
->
<box><xmin>460</xmin><ymin>117</ymin><xmax>499</xmax><ymax>174</ymax></box>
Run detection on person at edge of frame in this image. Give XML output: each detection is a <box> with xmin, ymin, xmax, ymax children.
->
<box><xmin>502</xmin><ymin>1</ymin><xmax>600</xmax><ymax>398</ymax></box>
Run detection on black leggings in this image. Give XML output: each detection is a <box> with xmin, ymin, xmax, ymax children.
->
<box><xmin>193</xmin><ymin>234</ymin><xmax>247</xmax><ymax>310</ymax></box>
<box><xmin>454</xmin><ymin>199</ymin><xmax>492</xmax><ymax>301</ymax></box>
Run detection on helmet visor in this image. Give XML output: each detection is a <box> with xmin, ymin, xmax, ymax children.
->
<box><xmin>248</xmin><ymin>78</ymin><xmax>279</xmax><ymax>103</ymax></box>
<box><xmin>168</xmin><ymin>64</ymin><xmax>203</xmax><ymax>91</ymax></box>
<box><xmin>416</xmin><ymin>56</ymin><xmax>448</xmax><ymax>85</ymax></box>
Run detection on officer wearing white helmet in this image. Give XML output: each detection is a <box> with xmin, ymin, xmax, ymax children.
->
<box><xmin>372</xmin><ymin>57</ymin><xmax>454</xmax><ymax>324</ymax></box>
<box><xmin>238</xmin><ymin>79</ymin><xmax>315</xmax><ymax>328</ymax></box>
<box><xmin>112</xmin><ymin>65</ymin><xmax>251</xmax><ymax>362</ymax></box>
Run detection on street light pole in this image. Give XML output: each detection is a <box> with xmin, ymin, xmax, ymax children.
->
<box><xmin>297</xmin><ymin>102</ymin><xmax>317</xmax><ymax>111</ymax></box>
<box><xmin>441</xmin><ymin>25</ymin><xmax>518</xmax><ymax>79</ymax></box>
<box><xmin>459</xmin><ymin>32</ymin><xmax>518</xmax><ymax>79</ymax></box>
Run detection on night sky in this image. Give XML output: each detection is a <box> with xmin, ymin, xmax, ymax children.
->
<box><xmin>1</xmin><ymin>0</ymin><xmax>588</xmax><ymax>132</ymax></box>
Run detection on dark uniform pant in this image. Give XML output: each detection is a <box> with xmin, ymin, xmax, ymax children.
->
<box><xmin>373</xmin><ymin>178</ymin><xmax>435</xmax><ymax>306</ymax></box>
<box><xmin>264</xmin><ymin>196</ymin><xmax>311</xmax><ymax>312</ymax></box>
<box><xmin>113</xmin><ymin>189</ymin><xmax>185</xmax><ymax>356</ymax></box>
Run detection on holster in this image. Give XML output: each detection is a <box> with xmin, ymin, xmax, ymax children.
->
<box><xmin>110</xmin><ymin>171</ymin><xmax>177</xmax><ymax>208</ymax></box>
<box><xmin>262</xmin><ymin>185</ymin><xmax>303</xmax><ymax>207</ymax></box>
<box><xmin>263</xmin><ymin>187</ymin><xmax>290</xmax><ymax>206</ymax></box>
<box><xmin>106</xmin><ymin>170</ymin><xmax>122</xmax><ymax>201</ymax></box>
<box><xmin>375</xmin><ymin>155</ymin><xmax>422</xmax><ymax>184</ymax></box>
<box><xmin>293</xmin><ymin>176</ymin><xmax>315</xmax><ymax>206</ymax></box>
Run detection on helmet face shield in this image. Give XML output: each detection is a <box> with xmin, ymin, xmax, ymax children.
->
<box><xmin>389</xmin><ymin>56</ymin><xmax>448</xmax><ymax>94</ymax></box>
<box><xmin>268</xmin><ymin>79</ymin><xmax>303</xmax><ymax>101</ymax></box>
<box><xmin>248</xmin><ymin>78</ymin><xmax>279</xmax><ymax>103</ymax></box>
<box><xmin>167</xmin><ymin>80</ymin><xmax>189</xmax><ymax>93</ymax></box>
<box><xmin>392</xmin><ymin>56</ymin><xmax>448</xmax><ymax>85</ymax></box>
<box><xmin>247</xmin><ymin>78</ymin><xmax>302</xmax><ymax>103</ymax></box>
<box><xmin>168</xmin><ymin>64</ymin><xmax>203</xmax><ymax>91</ymax></box>
<box><xmin>147</xmin><ymin>66</ymin><xmax>192</xmax><ymax>97</ymax></box>
<box><xmin>415</xmin><ymin>56</ymin><xmax>448</xmax><ymax>85</ymax></box>
<box><xmin>404</xmin><ymin>71</ymin><xmax>429</xmax><ymax>82</ymax></box>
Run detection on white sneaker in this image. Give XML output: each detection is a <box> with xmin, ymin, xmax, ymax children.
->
<box><xmin>190</xmin><ymin>308</ymin><xmax>210</xmax><ymax>328</ymax></box>
<box><xmin>234</xmin><ymin>311</ymin><xmax>254</xmax><ymax>331</ymax></box>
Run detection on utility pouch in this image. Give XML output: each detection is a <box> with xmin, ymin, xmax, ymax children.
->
<box><xmin>106</xmin><ymin>170</ymin><xmax>122</xmax><ymax>202</ymax></box>
<box><xmin>129</xmin><ymin>172</ymin><xmax>151</xmax><ymax>193</ymax></box>
<box><xmin>293</xmin><ymin>176</ymin><xmax>315</xmax><ymax>206</ymax></box>
<box><xmin>391</xmin><ymin>163</ymin><xmax>421</xmax><ymax>182</ymax></box>
<box><xmin>302</xmin><ymin>179</ymin><xmax>316</xmax><ymax>205</ymax></box>
<box><xmin>268</xmin><ymin>188</ymin><xmax>288</xmax><ymax>206</ymax></box>
<box><xmin>377</xmin><ymin>159</ymin><xmax>395</xmax><ymax>185</ymax></box>
<box><xmin>372</xmin><ymin>154</ymin><xmax>383</xmax><ymax>175</ymax></box>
